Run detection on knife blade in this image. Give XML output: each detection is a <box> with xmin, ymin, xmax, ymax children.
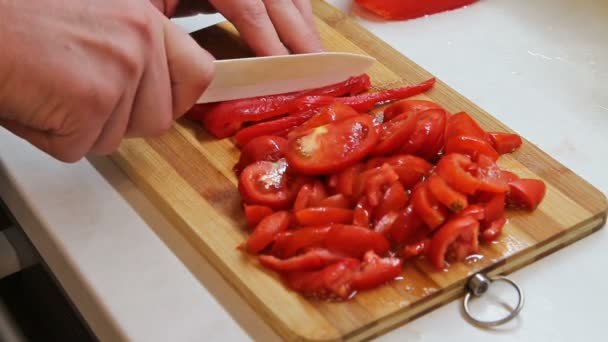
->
<box><xmin>197</xmin><ymin>52</ymin><xmax>376</xmax><ymax>103</ymax></box>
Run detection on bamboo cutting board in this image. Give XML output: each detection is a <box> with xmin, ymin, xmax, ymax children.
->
<box><xmin>111</xmin><ymin>1</ymin><xmax>608</xmax><ymax>341</ymax></box>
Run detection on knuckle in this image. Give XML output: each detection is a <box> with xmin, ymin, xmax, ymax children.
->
<box><xmin>235</xmin><ymin>0</ymin><xmax>269</xmax><ymax>26</ymax></box>
<box><xmin>124</xmin><ymin>11</ymin><xmax>155</xmax><ymax>45</ymax></box>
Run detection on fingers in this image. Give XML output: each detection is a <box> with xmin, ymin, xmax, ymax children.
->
<box><xmin>263</xmin><ymin>0</ymin><xmax>323</xmax><ymax>53</ymax></box>
<box><xmin>161</xmin><ymin>14</ymin><xmax>215</xmax><ymax>118</ymax></box>
<box><xmin>0</xmin><ymin>118</ymin><xmax>102</xmax><ymax>163</ymax></box>
<box><xmin>210</xmin><ymin>0</ymin><xmax>289</xmax><ymax>55</ymax></box>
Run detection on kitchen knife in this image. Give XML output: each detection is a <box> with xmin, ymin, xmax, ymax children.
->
<box><xmin>197</xmin><ymin>52</ymin><xmax>376</xmax><ymax>103</ymax></box>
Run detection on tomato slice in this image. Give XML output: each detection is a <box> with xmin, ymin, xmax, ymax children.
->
<box><xmin>363</xmin><ymin>164</ymin><xmax>400</xmax><ymax>206</ymax></box>
<box><xmin>427</xmin><ymin>174</ymin><xmax>468</xmax><ymax>212</ymax></box>
<box><xmin>353</xmin><ymin>197</ymin><xmax>373</xmax><ymax>228</ymax></box>
<box><xmin>475</xmin><ymin>155</ymin><xmax>510</xmax><ymax>193</ymax></box>
<box><xmin>295</xmin><ymin>207</ymin><xmax>354</xmax><ymax>226</ymax></box>
<box><xmin>371</xmin><ymin>112</ymin><xmax>418</xmax><ymax>156</ymax></box>
<box><xmin>350</xmin><ymin>251</ymin><xmax>402</xmax><ymax>290</ymax></box>
<box><xmin>480</xmin><ymin>192</ymin><xmax>505</xmax><ymax>227</ymax></box>
<box><xmin>234</xmin><ymin>116</ymin><xmax>309</xmax><ymax>148</ymax></box>
<box><xmin>283</xmin><ymin>258</ymin><xmax>360</xmax><ymax>300</ymax></box>
<box><xmin>375</xmin><ymin>181</ymin><xmax>409</xmax><ymax>219</ymax></box>
<box><xmin>445</xmin><ymin>135</ymin><xmax>499</xmax><ymax>161</ymax></box>
<box><xmin>400</xmin><ymin>109</ymin><xmax>447</xmax><ymax>157</ymax></box>
<box><xmin>246</xmin><ymin>211</ymin><xmax>291</xmax><ymax>254</ymax></box>
<box><xmin>271</xmin><ymin>226</ymin><xmax>331</xmax><ymax>258</ymax></box>
<box><xmin>286</xmin><ymin>115</ymin><xmax>380</xmax><ymax>175</ymax></box>
<box><xmin>445</xmin><ymin>111</ymin><xmax>488</xmax><ymax>142</ymax></box>
<box><xmin>318</xmin><ymin>194</ymin><xmax>352</xmax><ymax>209</ymax></box>
<box><xmin>259</xmin><ymin>249</ymin><xmax>345</xmax><ymax>272</ymax></box>
<box><xmin>429</xmin><ymin>216</ymin><xmax>480</xmax><ymax>270</ymax></box>
<box><xmin>382</xmin><ymin>99</ymin><xmax>444</xmax><ymax>122</ymax></box>
<box><xmin>411</xmin><ymin>183</ymin><xmax>448</xmax><ymax>230</ymax></box>
<box><xmin>453</xmin><ymin>204</ymin><xmax>485</xmax><ymax>221</ymax></box>
<box><xmin>481</xmin><ymin>216</ymin><xmax>507</xmax><ymax>242</ymax></box>
<box><xmin>238</xmin><ymin>159</ymin><xmax>308</xmax><ymax>209</ymax></box>
<box><xmin>335</xmin><ymin>163</ymin><xmax>365</xmax><ymax>196</ymax></box>
<box><xmin>389</xmin><ymin>205</ymin><xmax>426</xmax><ymax>245</ymax></box>
<box><xmin>287</xmin><ymin>102</ymin><xmax>360</xmax><ymax>139</ymax></box>
<box><xmin>507</xmin><ymin>178</ymin><xmax>546</xmax><ymax>209</ymax></box>
<box><xmin>402</xmin><ymin>238</ymin><xmax>431</xmax><ymax>260</ymax></box>
<box><xmin>234</xmin><ymin>135</ymin><xmax>287</xmax><ymax>175</ymax></box>
<box><xmin>325</xmin><ymin>225</ymin><xmax>390</xmax><ymax>258</ymax></box>
<box><xmin>373</xmin><ymin>211</ymin><xmax>400</xmax><ymax>236</ymax></box>
<box><xmin>244</xmin><ymin>205</ymin><xmax>274</xmax><ymax>229</ymax></box>
<box><xmin>387</xmin><ymin>156</ymin><xmax>433</xmax><ymax>189</ymax></box>
<box><xmin>488</xmin><ymin>132</ymin><xmax>523</xmax><ymax>154</ymax></box>
<box><xmin>293</xmin><ymin>180</ymin><xmax>328</xmax><ymax>211</ymax></box>
<box><xmin>436</xmin><ymin>153</ymin><xmax>480</xmax><ymax>195</ymax></box>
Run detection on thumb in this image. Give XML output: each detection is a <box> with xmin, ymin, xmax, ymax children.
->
<box><xmin>160</xmin><ymin>14</ymin><xmax>215</xmax><ymax>118</ymax></box>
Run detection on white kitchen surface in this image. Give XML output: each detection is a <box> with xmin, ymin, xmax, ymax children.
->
<box><xmin>1</xmin><ymin>0</ymin><xmax>607</xmax><ymax>341</ymax></box>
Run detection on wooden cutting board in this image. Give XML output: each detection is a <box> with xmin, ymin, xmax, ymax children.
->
<box><xmin>111</xmin><ymin>1</ymin><xmax>608</xmax><ymax>341</ymax></box>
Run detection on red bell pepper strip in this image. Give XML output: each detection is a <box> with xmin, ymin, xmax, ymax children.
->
<box><xmin>234</xmin><ymin>113</ymin><xmax>314</xmax><ymax>148</ymax></box>
<box><xmin>288</xmin><ymin>78</ymin><xmax>436</xmax><ymax>114</ymax></box>
<box><xmin>192</xmin><ymin>75</ymin><xmax>372</xmax><ymax>138</ymax></box>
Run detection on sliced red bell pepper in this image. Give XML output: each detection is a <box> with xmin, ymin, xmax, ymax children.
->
<box><xmin>244</xmin><ymin>205</ymin><xmax>274</xmax><ymax>230</ymax></box>
<box><xmin>271</xmin><ymin>226</ymin><xmax>331</xmax><ymax>258</ymax></box>
<box><xmin>295</xmin><ymin>207</ymin><xmax>354</xmax><ymax>226</ymax></box>
<box><xmin>402</xmin><ymin>238</ymin><xmax>431</xmax><ymax>260</ymax></box>
<box><xmin>234</xmin><ymin>114</ymin><xmax>313</xmax><ymax>148</ymax></box>
<box><xmin>192</xmin><ymin>75</ymin><xmax>372</xmax><ymax>138</ymax></box>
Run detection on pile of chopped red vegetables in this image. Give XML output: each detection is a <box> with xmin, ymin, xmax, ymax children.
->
<box><xmin>188</xmin><ymin>74</ymin><xmax>546</xmax><ymax>300</ymax></box>
<box><xmin>355</xmin><ymin>0</ymin><xmax>479</xmax><ymax>20</ymax></box>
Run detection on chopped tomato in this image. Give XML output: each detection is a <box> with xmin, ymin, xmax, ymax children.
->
<box><xmin>445</xmin><ymin>135</ymin><xmax>499</xmax><ymax>161</ymax></box>
<box><xmin>401</xmin><ymin>109</ymin><xmax>447</xmax><ymax>158</ymax></box>
<box><xmin>502</xmin><ymin>170</ymin><xmax>520</xmax><ymax>182</ymax></box>
<box><xmin>246</xmin><ymin>211</ymin><xmax>291</xmax><ymax>254</ymax></box>
<box><xmin>335</xmin><ymin>163</ymin><xmax>365</xmax><ymax>196</ymax></box>
<box><xmin>293</xmin><ymin>180</ymin><xmax>328</xmax><ymax>211</ymax></box>
<box><xmin>353</xmin><ymin>197</ymin><xmax>373</xmax><ymax>228</ymax></box>
<box><xmin>402</xmin><ymin>238</ymin><xmax>431</xmax><ymax>260</ymax></box>
<box><xmin>388</xmin><ymin>157</ymin><xmax>433</xmax><ymax>189</ymax></box>
<box><xmin>382</xmin><ymin>99</ymin><xmax>444</xmax><ymax>122</ymax></box>
<box><xmin>475</xmin><ymin>155</ymin><xmax>510</xmax><ymax>193</ymax></box>
<box><xmin>295</xmin><ymin>207</ymin><xmax>354</xmax><ymax>226</ymax></box>
<box><xmin>244</xmin><ymin>205</ymin><xmax>274</xmax><ymax>229</ymax></box>
<box><xmin>271</xmin><ymin>226</ymin><xmax>331</xmax><ymax>258</ymax></box>
<box><xmin>507</xmin><ymin>178</ymin><xmax>546</xmax><ymax>210</ymax></box>
<box><xmin>453</xmin><ymin>204</ymin><xmax>485</xmax><ymax>221</ymax></box>
<box><xmin>389</xmin><ymin>205</ymin><xmax>426</xmax><ymax>245</ymax></box>
<box><xmin>238</xmin><ymin>159</ymin><xmax>308</xmax><ymax>209</ymax></box>
<box><xmin>375</xmin><ymin>181</ymin><xmax>409</xmax><ymax>219</ymax></box>
<box><xmin>488</xmin><ymin>132</ymin><xmax>523</xmax><ymax>154</ymax></box>
<box><xmin>350</xmin><ymin>251</ymin><xmax>402</xmax><ymax>290</ymax></box>
<box><xmin>363</xmin><ymin>164</ymin><xmax>400</xmax><ymax>206</ymax></box>
<box><xmin>373</xmin><ymin>211</ymin><xmax>401</xmax><ymax>236</ymax></box>
<box><xmin>429</xmin><ymin>216</ymin><xmax>480</xmax><ymax>270</ymax></box>
<box><xmin>285</xmin><ymin>115</ymin><xmax>380</xmax><ymax>175</ymax></box>
<box><xmin>284</xmin><ymin>258</ymin><xmax>360</xmax><ymax>300</ymax></box>
<box><xmin>234</xmin><ymin>136</ymin><xmax>287</xmax><ymax>174</ymax></box>
<box><xmin>325</xmin><ymin>225</ymin><xmax>390</xmax><ymax>258</ymax></box>
<box><xmin>445</xmin><ymin>111</ymin><xmax>488</xmax><ymax>142</ymax></box>
<box><xmin>318</xmin><ymin>194</ymin><xmax>352</xmax><ymax>209</ymax></box>
<box><xmin>427</xmin><ymin>174</ymin><xmax>468</xmax><ymax>212</ymax></box>
<box><xmin>436</xmin><ymin>153</ymin><xmax>480</xmax><ymax>194</ymax></box>
<box><xmin>482</xmin><ymin>217</ymin><xmax>507</xmax><ymax>242</ymax></box>
<box><xmin>259</xmin><ymin>249</ymin><xmax>345</xmax><ymax>272</ymax></box>
<box><xmin>371</xmin><ymin>112</ymin><xmax>418</xmax><ymax>156</ymax></box>
<box><xmin>412</xmin><ymin>183</ymin><xmax>448</xmax><ymax>230</ymax></box>
<box><xmin>288</xmin><ymin>102</ymin><xmax>360</xmax><ymax>139</ymax></box>
<box><xmin>480</xmin><ymin>192</ymin><xmax>505</xmax><ymax>227</ymax></box>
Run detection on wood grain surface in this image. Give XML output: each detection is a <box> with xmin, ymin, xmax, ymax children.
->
<box><xmin>111</xmin><ymin>1</ymin><xmax>608</xmax><ymax>341</ymax></box>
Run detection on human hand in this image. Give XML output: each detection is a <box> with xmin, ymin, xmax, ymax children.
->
<box><xmin>158</xmin><ymin>0</ymin><xmax>323</xmax><ymax>55</ymax></box>
<box><xmin>0</xmin><ymin>0</ymin><xmax>214</xmax><ymax>162</ymax></box>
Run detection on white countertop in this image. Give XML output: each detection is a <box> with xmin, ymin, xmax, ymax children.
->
<box><xmin>1</xmin><ymin>0</ymin><xmax>607</xmax><ymax>341</ymax></box>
